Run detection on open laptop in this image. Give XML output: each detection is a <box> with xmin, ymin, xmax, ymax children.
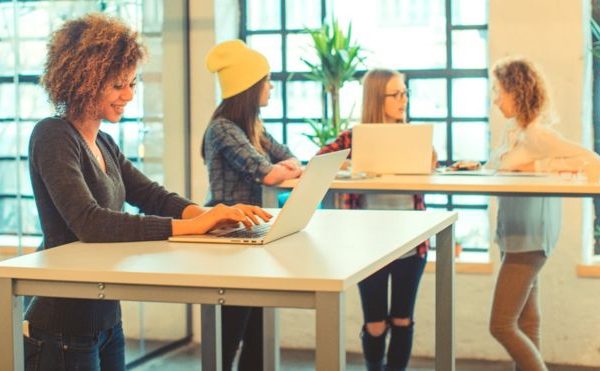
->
<box><xmin>352</xmin><ymin>124</ymin><xmax>433</xmax><ymax>175</ymax></box>
<box><xmin>168</xmin><ymin>149</ymin><xmax>349</xmax><ymax>245</ymax></box>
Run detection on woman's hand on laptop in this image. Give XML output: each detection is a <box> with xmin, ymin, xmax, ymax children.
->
<box><xmin>171</xmin><ymin>204</ymin><xmax>272</xmax><ymax>235</ymax></box>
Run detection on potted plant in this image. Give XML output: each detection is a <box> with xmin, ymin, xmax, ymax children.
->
<box><xmin>301</xmin><ymin>19</ymin><xmax>365</xmax><ymax>147</ymax></box>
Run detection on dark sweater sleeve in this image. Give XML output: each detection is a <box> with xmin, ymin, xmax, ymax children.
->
<box><xmin>100</xmin><ymin>133</ymin><xmax>193</xmax><ymax>218</ymax></box>
<box><xmin>29</xmin><ymin>122</ymin><xmax>178</xmax><ymax>242</ymax></box>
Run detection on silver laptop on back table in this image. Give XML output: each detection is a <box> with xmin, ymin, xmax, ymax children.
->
<box><xmin>352</xmin><ymin>124</ymin><xmax>433</xmax><ymax>175</ymax></box>
<box><xmin>168</xmin><ymin>149</ymin><xmax>349</xmax><ymax>245</ymax></box>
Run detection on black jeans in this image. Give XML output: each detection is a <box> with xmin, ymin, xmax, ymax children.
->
<box><xmin>358</xmin><ymin>253</ymin><xmax>427</xmax><ymax>370</ymax></box>
<box><xmin>221</xmin><ymin>306</ymin><xmax>263</xmax><ymax>371</ymax></box>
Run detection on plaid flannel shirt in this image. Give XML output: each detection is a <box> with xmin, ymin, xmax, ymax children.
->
<box><xmin>204</xmin><ymin>118</ymin><xmax>295</xmax><ymax>206</ymax></box>
<box><xmin>317</xmin><ymin>129</ymin><xmax>430</xmax><ymax>257</ymax></box>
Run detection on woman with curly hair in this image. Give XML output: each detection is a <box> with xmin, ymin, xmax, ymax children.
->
<box><xmin>25</xmin><ymin>14</ymin><xmax>270</xmax><ymax>370</ymax></box>
<box><xmin>487</xmin><ymin>57</ymin><xmax>600</xmax><ymax>371</ymax></box>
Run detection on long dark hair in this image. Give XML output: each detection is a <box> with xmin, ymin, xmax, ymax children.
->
<box><xmin>202</xmin><ymin>76</ymin><xmax>268</xmax><ymax>159</ymax></box>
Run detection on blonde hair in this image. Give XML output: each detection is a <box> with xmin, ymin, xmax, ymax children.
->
<box><xmin>41</xmin><ymin>13</ymin><xmax>146</xmax><ymax>121</ymax></box>
<box><xmin>492</xmin><ymin>57</ymin><xmax>549</xmax><ymax>127</ymax></box>
<box><xmin>361</xmin><ymin>69</ymin><xmax>405</xmax><ymax>123</ymax></box>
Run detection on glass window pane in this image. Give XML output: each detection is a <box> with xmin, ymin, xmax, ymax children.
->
<box><xmin>0</xmin><ymin>161</ymin><xmax>17</xmax><ymax>194</ymax></box>
<box><xmin>286</xmin><ymin>123</ymin><xmax>319</xmax><ymax>161</ymax></box>
<box><xmin>123</xmin><ymin>123</ymin><xmax>142</xmax><ymax>159</ymax></box>
<box><xmin>453</xmin><ymin>195</ymin><xmax>490</xmax><ymax>205</ymax></box>
<box><xmin>286</xmin><ymin>81</ymin><xmax>322</xmax><ymax>118</ymax></box>
<box><xmin>247</xmin><ymin>34</ymin><xmax>282</xmax><ymax>72</ymax></box>
<box><xmin>17</xmin><ymin>4</ymin><xmax>51</xmax><ymax>38</ymax></box>
<box><xmin>0</xmin><ymin>5</ymin><xmax>15</xmax><ymax>39</ymax></box>
<box><xmin>20</xmin><ymin>160</ymin><xmax>33</xmax><ymax>196</ymax></box>
<box><xmin>425</xmin><ymin>193</ymin><xmax>448</xmax><ymax>205</ymax></box>
<box><xmin>412</xmin><ymin>121</ymin><xmax>447</xmax><ymax>162</ymax></box>
<box><xmin>451</xmin><ymin>0</ymin><xmax>488</xmax><ymax>25</ymax></box>
<box><xmin>264</xmin><ymin>122</ymin><xmax>284</xmax><ymax>143</ymax></box>
<box><xmin>261</xmin><ymin>80</ymin><xmax>283</xmax><ymax>119</ymax></box>
<box><xmin>142</xmin><ymin>121</ymin><xmax>164</xmax><ymax>160</ymax></box>
<box><xmin>141</xmin><ymin>0</ymin><xmax>164</xmax><ymax>33</ymax></box>
<box><xmin>408</xmin><ymin>78</ymin><xmax>447</xmax><ymax>118</ymax></box>
<box><xmin>286</xmin><ymin>0</ymin><xmax>321</xmax><ymax>29</ymax></box>
<box><xmin>0</xmin><ymin>41</ymin><xmax>15</xmax><ymax>71</ymax></box>
<box><xmin>339</xmin><ymin>80</ymin><xmax>362</xmax><ymax>122</ymax></box>
<box><xmin>247</xmin><ymin>0</ymin><xmax>281</xmax><ymax>30</ymax></box>
<box><xmin>452</xmin><ymin>121</ymin><xmax>489</xmax><ymax>161</ymax></box>
<box><xmin>19</xmin><ymin>40</ymin><xmax>46</xmax><ymax>74</ymax></box>
<box><xmin>0</xmin><ymin>198</ymin><xmax>18</xmax><ymax>234</ymax></box>
<box><xmin>286</xmin><ymin>33</ymin><xmax>313</xmax><ymax>72</ymax></box>
<box><xmin>21</xmin><ymin>198</ymin><xmax>41</xmax><ymax>235</ymax></box>
<box><xmin>19</xmin><ymin>83</ymin><xmax>51</xmax><ymax>120</ymax></box>
<box><xmin>452</xmin><ymin>78</ymin><xmax>488</xmax><ymax>117</ymax></box>
<box><xmin>0</xmin><ymin>83</ymin><xmax>16</xmax><ymax>119</ymax></box>
<box><xmin>0</xmin><ymin>123</ymin><xmax>17</xmax><ymax>156</ymax></box>
<box><xmin>455</xmin><ymin>209</ymin><xmax>490</xmax><ymax>248</ymax></box>
<box><xmin>19</xmin><ymin>121</ymin><xmax>36</xmax><ymax>157</ymax></box>
<box><xmin>142</xmin><ymin>81</ymin><xmax>163</xmax><ymax>118</ymax></box>
<box><xmin>452</xmin><ymin>30</ymin><xmax>487</xmax><ymax>69</ymax></box>
<box><xmin>332</xmin><ymin>0</ymin><xmax>446</xmax><ymax>70</ymax></box>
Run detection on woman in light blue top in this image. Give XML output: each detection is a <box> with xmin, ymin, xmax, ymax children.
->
<box><xmin>487</xmin><ymin>57</ymin><xmax>600</xmax><ymax>371</ymax></box>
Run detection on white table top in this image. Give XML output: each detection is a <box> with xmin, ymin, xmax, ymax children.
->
<box><xmin>273</xmin><ymin>173</ymin><xmax>600</xmax><ymax>196</ymax></box>
<box><xmin>0</xmin><ymin>209</ymin><xmax>456</xmax><ymax>292</ymax></box>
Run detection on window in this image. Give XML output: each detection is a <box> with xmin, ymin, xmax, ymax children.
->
<box><xmin>242</xmin><ymin>0</ymin><xmax>490</xmax><ymax>255</ymax></box>
<box><xmin>0</xmin><ymin>0</ymin><xmax>168</xmax><ymax>251</ymax></box>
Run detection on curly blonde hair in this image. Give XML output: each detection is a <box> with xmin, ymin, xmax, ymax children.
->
<box><xmin>41</xmin><ymin>13</ymin><xmax>146</xmax><ymax>121</ymax></box>
<box><xmin>492</xmin><ymin>57</ymin><xmax>548</xmax><ymax>126</ymax></box>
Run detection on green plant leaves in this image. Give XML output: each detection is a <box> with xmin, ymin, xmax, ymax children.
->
<box><xmin>300</xmin><ymin>18</ymin><xmax>365</xmax><ymax>148</ymax></box>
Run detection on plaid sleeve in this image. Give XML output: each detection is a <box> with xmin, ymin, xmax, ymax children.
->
<box><xmin>316</xmin><ymin>130</ymin><xmax>352</xmax><ymax>157</ymax></box>
<box><xmin>206</xmin><ymin>120</ymin><xmax>274</xmax><ymax>183</ymax></box>
<box><xmin>263</xmin><ymin>130</ymin><xmax>295</xmax><ymax>163</ymax></box>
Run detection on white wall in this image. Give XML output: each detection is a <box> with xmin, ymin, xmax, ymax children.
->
<box><xmin>179</xmin><ymin>0</ymin><xmax>600</xmax><ymax>366</ymax></box>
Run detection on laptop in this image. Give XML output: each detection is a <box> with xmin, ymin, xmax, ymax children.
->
<box><xmin>351</xmin><ymin>124</ymin><xmax>433</xmax><ymax>175</ymax></box>
<box><xmin>168</xmin><ymin>149</ymin><xmax>349</xmax><ymax>245</ymax></box>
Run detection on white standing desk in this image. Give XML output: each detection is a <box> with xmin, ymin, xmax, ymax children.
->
<box><xmin>0</xmin><ymin>209</ymin><xmax>457</xmax><ymax>371</ymax></box>
<box><xmin>263</xmin><ymin>174</ymin><xmax>600</xmax><ymax>206</ymax></box>
<box><xmin>262</xmin><ymin>173</ymin><xmax>600</xmax><ymax>371</ymax></box>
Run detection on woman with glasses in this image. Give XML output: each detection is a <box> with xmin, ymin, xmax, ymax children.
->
<box><xmin>317</xmin><ymin>68</ymin><xmax>434</xmax><ymax>371</ymax></box>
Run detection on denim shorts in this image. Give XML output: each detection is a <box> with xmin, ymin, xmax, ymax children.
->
<box><xmin>24</xmin><ymin>321</ymin><xmax>125</xmax><ymax>371</ymax></box>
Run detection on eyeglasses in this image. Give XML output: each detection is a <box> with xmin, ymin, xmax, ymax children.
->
<box><xmin>384</xmin><ymin>89</ymin><xmax>410</xmax><ymax>100</ymax></box>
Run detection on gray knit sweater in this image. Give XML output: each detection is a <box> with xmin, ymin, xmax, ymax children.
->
<box><xmin>25</xmin><ymin>117</ymin><xmax>193</xmax><ymax>335</ymax></box>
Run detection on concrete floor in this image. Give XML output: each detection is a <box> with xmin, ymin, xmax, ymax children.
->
<box><xmin>128</xmin><ymin>342</ymin><xmax>597</xmax><ymax>371</ymax></box>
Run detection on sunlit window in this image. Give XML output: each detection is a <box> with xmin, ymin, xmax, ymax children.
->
<box><xmin>242</xmin><ymin>0</ymin><xmax>490</xmax><ymax>254</ymax></box>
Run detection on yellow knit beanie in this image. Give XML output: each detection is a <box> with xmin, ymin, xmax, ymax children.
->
<box><xmin>206</xmin><ymin>40</ymin><xmax>270</xmax><ymax>99</ymax></box>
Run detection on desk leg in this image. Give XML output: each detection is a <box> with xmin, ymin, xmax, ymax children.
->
<box><xmin>201</xmin><ymin>304</ymin><xmax>222</xmax><ymax>371</ymax></box>
<box><xmin>0</xmin><ymin>278</ymin><xmax>24</xmax><ymax>371</ymax></box>
<box><xmin>321</xmin><ymin>190</ymin><xmax>336</xmax><ymax>209</ymax></box>
<box><xmin>435</xmin><ymin>225</ymin><xmax>455</xmax><ymax>371</ymax></box>
<box><xmin>263</xmin><ymin>307</ymin><xmax>279</xmax><ymax>371</ymax></box>
<box><xmin>315</xmin><ymin>291</ymin><xmax>345</xmax><ymax>371</ymax></box>
<box><xmin>262</xmin><ymin>186</ymin><xmax>281</xmax><ymax>208</ymax></box>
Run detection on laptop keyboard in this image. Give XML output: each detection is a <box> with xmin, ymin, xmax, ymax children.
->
<box><xmin>223</xmin><ymin>223</ymin><xmax>271</xmax><ymax>239</ymax></box>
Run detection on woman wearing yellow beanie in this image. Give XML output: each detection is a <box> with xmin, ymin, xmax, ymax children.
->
<box><xmin>202</xmin><ymin>40</ymin><xmax>302</xmax><ymax>370</ymax></box>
